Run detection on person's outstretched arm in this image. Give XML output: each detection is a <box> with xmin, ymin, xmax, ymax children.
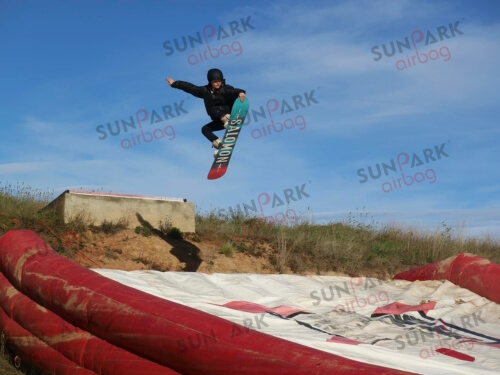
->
<box><xmin>166</xmin><ymin>77</ymin><xmax>206</xmax><ymax>99</ymax></box>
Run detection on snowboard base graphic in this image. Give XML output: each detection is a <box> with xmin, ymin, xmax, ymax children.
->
<box><xmin>207</xmin><ymin>97</ymin><xmax>249</xmax><ymax>180</ymax></box>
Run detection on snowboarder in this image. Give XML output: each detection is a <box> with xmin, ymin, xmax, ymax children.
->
<box><xmin>166</xmin><ymin>68</ymin><xmax>246</xmax><ymax>152</ymax></box>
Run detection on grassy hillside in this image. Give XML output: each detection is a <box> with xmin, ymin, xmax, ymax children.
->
<box><xmin>195</xmin><ymin>210</ymin><xmax>500</xmax><ymax>276</ymax></box>
<box><xmin>2</xmin><ymin>183</ymin><xmax>499</xmax><ymax>276</ymax></box>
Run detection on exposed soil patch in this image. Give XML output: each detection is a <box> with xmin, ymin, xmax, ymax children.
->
<box><xmin>68</xmin><ymin>230</ymin><xmax>283</xmax><ymax>275</ymax></box>
<box><xmin>53</xmin><ymin>229</ymin><xmax>396</xmax><ymax>280</ymax></box>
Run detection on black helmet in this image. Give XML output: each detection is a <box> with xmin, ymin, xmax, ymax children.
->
<box><xmin>207</xmin><ymin>68</ymin><xmax>224</xmax><ymax>82</ymax></box>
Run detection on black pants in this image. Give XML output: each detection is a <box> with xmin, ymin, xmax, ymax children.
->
<box><xmin>201</xmin><ymin>119</ymin><xmax>225</xmax><ymax>143</ymax></box>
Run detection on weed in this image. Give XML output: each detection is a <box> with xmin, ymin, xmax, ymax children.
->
<box><xmin>194</xmin><ymin>209</ymin><xmax>500</xmax><ymax>275</ymax></box>
<box><xmin>234</xmin><ymin>242</ymin><xmax>249</xmax><ymax>253</ymax></box>
<box><xmin>135</xmin><ymin>226</ymin><xmax>152</xmax><ymax>237</ymax></box>
<box><xmin>167</xmin><ymin>227</ymin><xmax>183</xmax><ymax>239</ymax></box>
<box><xmin>159</xmin><ymin>216</ymin><xmax>173</xmax><ymax>234</ymax></box>
<box><xmin>273</xmin><ymin>231</ymin><xmax>287</xmax><ymax>273</ymax></box>
<box><xmin>219</xmin><ymin>242</ymin><xmax>235</xmax><ymax>257</ymax></box>
<box><xmin>104</xmin><ymin>249</ymin><xmax>119</xmax><ymax>260</ymax></box>
<box><xmin>66</xmin><ymin>213</ymin><xmax>91</xmax><ymax>233</ymax></box>
<box><xmin>96</xmin><ymin>218</ymin><xmax>129</xmax><ymax>234</ymax></box>
<box><xmin>132</xmin><ymin>257</ymin><xmax>151</xmax><ymax>265</ymax></box>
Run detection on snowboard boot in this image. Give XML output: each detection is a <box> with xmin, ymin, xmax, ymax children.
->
<box><xmin>212</xmin><ymin>138</ymin><xmax>222</xmax><ymax>158</ymax></box>
<box><xmin>221</xmin><ymin>114</ymin><xmax>230</xmax><ymax>129</ymax></box>
<box><xmin>212</xmin><ymin>138</ymin><xmax>222</xmax><ymax>149</ymax></box>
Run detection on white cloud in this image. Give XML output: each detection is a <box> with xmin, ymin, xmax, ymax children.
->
<box><xmin>0</xmin><ymin>161</ymin><xmax>53</xmax><ymax>174</ymax></box>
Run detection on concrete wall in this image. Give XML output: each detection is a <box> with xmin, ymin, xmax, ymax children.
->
<box><xmin>46</xmin><ymin>190</ymin><xmax>195</xmax><ymax>233</ymax></box>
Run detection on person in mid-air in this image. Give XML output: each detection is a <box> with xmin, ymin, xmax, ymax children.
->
<box><xmin>166</xmin><ymin>69</ymin><xmax>246</xmax><ymax>155</ymax></box>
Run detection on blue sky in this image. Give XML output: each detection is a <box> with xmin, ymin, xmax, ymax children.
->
<box><xmin>1</xmin><ymin>0</ymin><xmax>499</xmax><ymax>240</ymax></box>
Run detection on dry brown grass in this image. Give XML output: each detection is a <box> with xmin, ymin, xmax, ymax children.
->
<box><xmin>195</xmin><ymin>210</ymin><xmax>500</xmax><ymax>276</ymax></box>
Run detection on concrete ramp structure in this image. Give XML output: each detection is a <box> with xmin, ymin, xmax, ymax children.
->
<box><xmin>45</xmin><ymin>190</ymin><xmax>195</xmax><ymax>233</ymax></box>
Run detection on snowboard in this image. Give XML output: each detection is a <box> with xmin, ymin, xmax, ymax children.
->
<box><xmin>207</xmin><ymin>97</ymin><xmax>249</xmax><ymax>180</ymax></box>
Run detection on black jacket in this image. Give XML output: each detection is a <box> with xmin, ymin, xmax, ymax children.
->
<box><xmin>171</xmin><ymin>80</ymin><xmax>245</xmax><ymax>121</ymax></box>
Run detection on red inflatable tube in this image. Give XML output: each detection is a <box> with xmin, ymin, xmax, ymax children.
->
<box><xmin>0</xmin><ymin>307</ymin><xmax>96</xmax><ymax>375</ymax></box>
<box><xmin>0</xmin><ymin>230</ymin><xmax>416</xmax><ymax>375</ymax></box>
<box><xmin>394</xmin><ymin>252</ymin><xmax>500</xmax><ymax>304</ymax></box>
<box><xmin>0</xmin><ymin>273</ymin><xmax>180</xmax><ymax>375</ymax></box>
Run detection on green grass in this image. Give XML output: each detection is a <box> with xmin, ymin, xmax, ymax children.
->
<box><xmin>134</xmin><ymin>225</ymin><xmax>153</xmax><ymax>237</ymax></box>
<box><xmin>219</xmin><ymin>241</ymin><xmax>236</xmax><ymax>257</ymax></box>
<box><xmin>166</xmin><ymin>227</ymin><xmax>183</xmax><ymax>239</ymax></box>
<box><xmin>94</xmin><ymin>218</ymin><xmax>129</xmax><ymax>234</ymax></box>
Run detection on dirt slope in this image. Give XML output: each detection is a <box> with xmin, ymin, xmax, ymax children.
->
<box><xmin>66</xmin><ymin>229</ymin><xmax>281</xmax><ymax>274</ymax></box>
<box><xmin>40</xmin><ymin>228</ymin><xmax>393</xmax><ymax>279</ymax></box>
